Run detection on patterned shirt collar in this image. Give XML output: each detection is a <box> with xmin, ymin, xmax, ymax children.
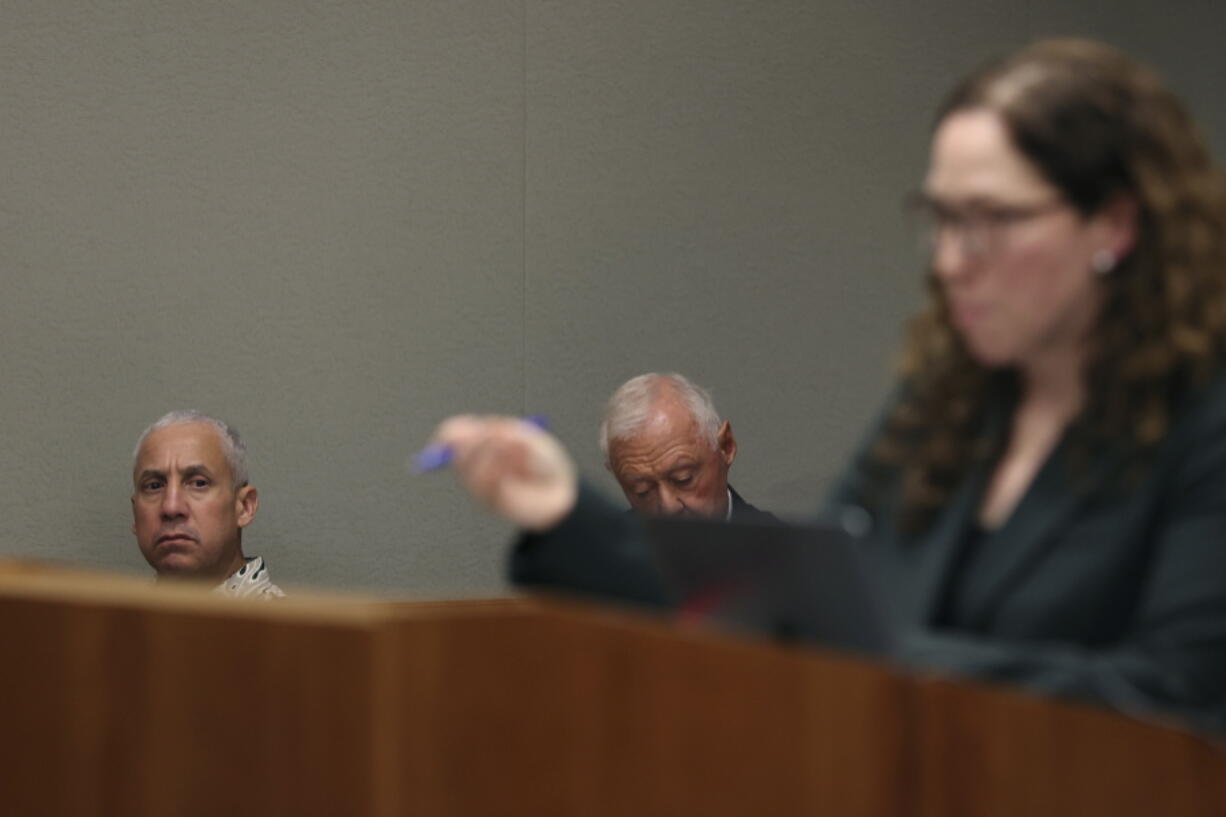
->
<box><xmin>214</xmin><ymin>556</ymin><xmax>285</xmax><ymax>599</ymax></box>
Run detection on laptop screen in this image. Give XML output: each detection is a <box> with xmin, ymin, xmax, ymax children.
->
<box><xmin>644</xmin><ymin>516</ymin><xmax>895</xmax><ymax>657</ymax></box>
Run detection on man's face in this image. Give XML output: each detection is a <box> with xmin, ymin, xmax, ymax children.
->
<box><xmin>609</xmin><ymin>397</ymin><xmax>736</xmax><ymax>518</ymax></box>
<box><xmin>131</xmin><ymin>422</ymin><xmax>258</xmax><ymax>579</ymax></box>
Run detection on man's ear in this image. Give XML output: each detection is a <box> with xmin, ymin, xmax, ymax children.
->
<box><xmin>130</xmin><ymin>496</ymin><xmax>137</xmax><ymax>535</ymax></box>
<box><xmin>717</xmin><ymin>420</ymin><xmax>737</xmax><ymax>467</ymax></box>
<box><xmin>235</xmin><ymin>485</ymin><xmax>259</xmax><ymax>529</ymax></box>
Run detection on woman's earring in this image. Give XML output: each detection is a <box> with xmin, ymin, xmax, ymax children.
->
<box><xmin>1092</xmin><ymin>248</ymin><xmax>1117</xmax><ymax>275</ymax></box>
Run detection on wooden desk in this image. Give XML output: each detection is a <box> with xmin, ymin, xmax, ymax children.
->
<box><xmin>0</xmin><ymin>562</ymin><xmax>1222</xmax><ymax>816</ymax></box>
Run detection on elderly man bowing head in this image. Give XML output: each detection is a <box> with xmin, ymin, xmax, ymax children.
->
<box><xmin>131</xmin><ymin>410</ymin><xmax>284</xmax><ymax>598</ymax></box>
<box><xmin>599</xmin><ymin>373</ymin><xmax>775</xmax><ymax>523</ymax></box>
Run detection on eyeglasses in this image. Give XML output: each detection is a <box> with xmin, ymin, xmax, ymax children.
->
<box><xmin>906</xmin><ymin>193</ymin><xmax>1069</xmax><ymax>259</ymax></box>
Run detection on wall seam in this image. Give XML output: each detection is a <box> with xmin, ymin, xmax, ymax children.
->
<box><xmin>521</xmin><ymin>0</ymin><xmax>529</xmax><ymax>416</ymax></box>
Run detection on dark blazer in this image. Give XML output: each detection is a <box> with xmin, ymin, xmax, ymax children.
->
<box><xmin>512</xmin><ymin>374</ymin><xmax>1226</xmax><ymax>731</ymax></box>
<box><xmin>728</xmin><ymin>485</ymin><xmax>779</xmax><ymax>525</ymax></box>
<box><xmin>824</xmin><ymin>374</ymin><xmax>1226</xmax><ymax>731</ymax></box>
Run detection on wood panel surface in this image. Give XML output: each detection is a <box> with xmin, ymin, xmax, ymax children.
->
<box><xmin>1</xmin><ymin>562</ymin><xmax>1224</xmax><ymax>816</ymax></box>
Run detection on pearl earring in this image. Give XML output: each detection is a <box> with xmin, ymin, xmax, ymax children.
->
<box><xmin>1092</xmin><ymin>249</ymin><xmax>1116</xmax><ymax>275</ymax></box>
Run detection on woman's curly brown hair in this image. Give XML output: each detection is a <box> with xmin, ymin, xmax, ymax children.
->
<box><xmin>875</xmin><ymin>39</ymin><xmax>1226</xmax><ymax>536</ymax></box>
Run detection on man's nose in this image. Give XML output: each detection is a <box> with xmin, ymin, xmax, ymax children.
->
<box><xmin>160</xmin><ymin>484</ymin><xmax>187</xmax><ymax>519</ymax></box>
<box><xmin>658</xmin><ymin>486</ymin><xmax>688</xmax><ymax>516</ymax></box>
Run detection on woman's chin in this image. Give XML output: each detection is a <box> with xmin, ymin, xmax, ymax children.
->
<box><xmin>961</xmin><ymin>336</ymin><xmax>1018</xmax><ymax>369</ymax></box>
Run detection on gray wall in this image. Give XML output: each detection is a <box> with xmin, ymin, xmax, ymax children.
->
<box><xmin>2</xmin><ymin>1</ymin><xmax>1224</xmax><ymax>595</ymax></box>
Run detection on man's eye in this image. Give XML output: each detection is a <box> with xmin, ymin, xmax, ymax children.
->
<box><xmin>671</xmin><ymin>474</ymin><xmax>693</xmax><ymax>487</ymax></box>
<box><xmin>143</xmin><ymin>481</ymin><xmax>164</xmax><ymax>492</ymax></box>
<box><xmin>633</xmin><ymin>486</ymin><xmax>654</xmax><ymax>498</ymax></box>
<box><xmin>189</xmin><ymin>478</ymin><xmax>209</xmax><ymax>488</ymax></box>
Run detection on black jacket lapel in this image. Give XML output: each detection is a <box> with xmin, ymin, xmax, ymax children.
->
<box><xmin>903</xmin><ymin>461</ymin><xmax>988</xmax><ymax>626</ymax></box>
<box><xmin>954</xmin><ymin>438</ymin><xmax>1123</xmax><ymax>630</ymax></box>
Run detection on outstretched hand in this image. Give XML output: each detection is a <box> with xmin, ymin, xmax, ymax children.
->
<box><xmin>428</xmin><ymin>415</ymin><xmax>578</xmax><ymax>531</ymax></box>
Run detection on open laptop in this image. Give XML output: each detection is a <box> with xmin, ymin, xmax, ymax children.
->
<box><xmin>643</xmin><ymin>516</ymin><xmax>895</xmax><ymax>657</ymax></box>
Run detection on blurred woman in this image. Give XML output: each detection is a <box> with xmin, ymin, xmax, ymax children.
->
<box><xmin>432</xmin><ymin>39</ymin><xmax>1226</xmax><ymax>730</ymax></box>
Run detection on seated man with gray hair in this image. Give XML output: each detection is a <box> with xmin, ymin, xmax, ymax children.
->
<box><xmin>131</xmin><ymin>410</ymin><xmax>284</xmax><ymax>598</ymax></box>
<box><xmin>599</xmin><ymin>373</ymin><xmax>775</xmax><ymax>523</ymax></box>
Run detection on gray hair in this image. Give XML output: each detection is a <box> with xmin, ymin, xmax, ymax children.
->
<box><xmin>599</xmin><ymin>373</ymin><xmax>722</xmax><ymax>466</ymax></box>
<box><xmin>132</xmin><ymin>410</ymin><xmax>250</xmax><ymax>488</ymax></box>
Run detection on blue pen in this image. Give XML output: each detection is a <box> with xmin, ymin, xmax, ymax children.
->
<box><xmin>412</xmin><ymin>415</ymin><xmax>550</xmax><ymax>473</ymax></box>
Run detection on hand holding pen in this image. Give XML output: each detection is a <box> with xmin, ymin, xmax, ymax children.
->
<box><xmin>414</xmin><ymin>414</ymin><xmax>550</xmax><ymax>473</ymax></box>
<box><xmin>420</xmin><ymin>415</ymin><xmax>578</xmax><ymax>532</ymax></box>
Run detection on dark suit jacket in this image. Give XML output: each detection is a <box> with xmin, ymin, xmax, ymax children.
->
<box><xmin>512</xmin><ymin>374</ymin><xmax>1226</xmax><ymax>731</ymax></box>
<box><xmin>824</xmin><ymin>373</ymin><xmax>1226</xmax><ymax>731</ymax></box>
<box><xmin>728</xmin><ymin>485</ymin><xmax>779</xmax><ymax>525</ymax></box>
